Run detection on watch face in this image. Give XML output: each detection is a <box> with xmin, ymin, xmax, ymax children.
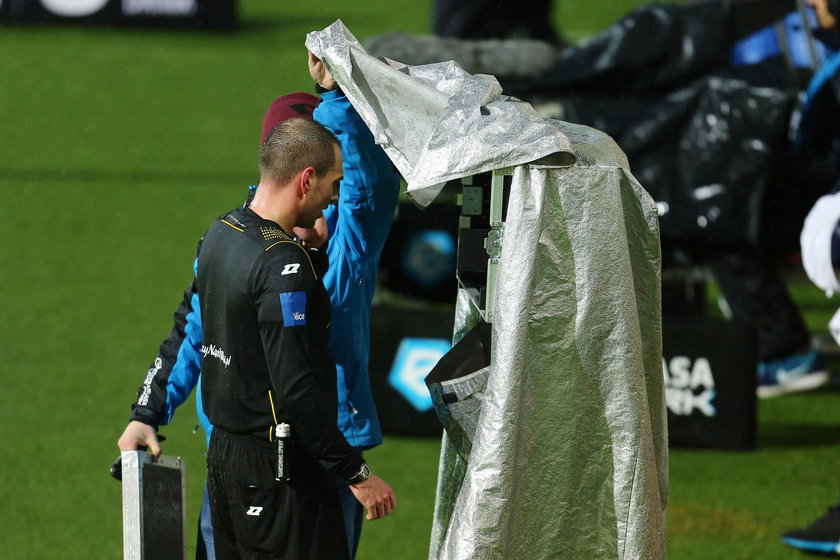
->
<box><xmin>348</xmin><ymin>462</ymin><xmax>371</xmax><ymax>484</ymax></box>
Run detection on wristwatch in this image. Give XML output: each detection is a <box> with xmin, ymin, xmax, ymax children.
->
<box><xmin>347</xmin><ymin>462</ymin><xmax>371</xmax><ymax>485</ymax></box>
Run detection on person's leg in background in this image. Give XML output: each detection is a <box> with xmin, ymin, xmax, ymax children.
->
<box><xmin>708</xmin><ymin>249</ymin><xmax>828</xmax><ymax>397</ymax></box>
<box><xmin>195</xmin><ymin>481</ymin><xmax>215</xmax><ymax>560</ymax></box>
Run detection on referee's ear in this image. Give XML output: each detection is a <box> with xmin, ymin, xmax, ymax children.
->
<box><xmin>298</xmin><ymin>167</ymin><xmax>315</xmax><ymax>197</ymax></box>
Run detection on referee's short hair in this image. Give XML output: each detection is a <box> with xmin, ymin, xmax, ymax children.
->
<box><xmin>259</xmin><ymin>118</ymin><xmax>340</xmax><ymax>184</ymax></box>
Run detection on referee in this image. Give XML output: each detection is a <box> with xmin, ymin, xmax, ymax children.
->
<box><xmin>198</xmin><ymin>118</ymin><xmax>396</xmax><ymax>559</ymax></box>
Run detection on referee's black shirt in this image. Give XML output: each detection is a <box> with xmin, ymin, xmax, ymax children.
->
<box><xmin>197</xmin><ymin>207</ymin><xmax>362</xmax><ymax>480</ymax></box>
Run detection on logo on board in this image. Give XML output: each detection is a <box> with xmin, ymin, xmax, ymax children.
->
<box><xmin>388</xmin><ymin>338</ymin><xmax>451</xmax><ymax>412</ymax></box>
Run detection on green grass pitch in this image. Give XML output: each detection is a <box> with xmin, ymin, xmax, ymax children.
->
<box><xmin>2</xmin><ymin>1</ymin><xmax>840</xmax><ymax>558</ymax></box>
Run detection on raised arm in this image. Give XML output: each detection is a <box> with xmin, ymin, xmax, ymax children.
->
<box><xmin>309</xmin><ymin>52</ymin><xmax>400</xmax><ymax>257</ymax></box>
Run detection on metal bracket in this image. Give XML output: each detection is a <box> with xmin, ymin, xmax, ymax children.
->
<box><xmin>484</xmin><ymin>169</ymin><xmax>512</xmax><ymax>322</ymax></box>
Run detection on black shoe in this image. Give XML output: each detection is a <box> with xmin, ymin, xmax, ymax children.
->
<box><xmin>783</xmin><ymin>505</ymin><xmax>840</xmax><ymax>555</ymax></box>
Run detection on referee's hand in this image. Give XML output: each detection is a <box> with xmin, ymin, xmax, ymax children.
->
<box><xmin>348</xmin><ymin>475</ymin><xmax>397</xmax><ymax>520</ymax></box>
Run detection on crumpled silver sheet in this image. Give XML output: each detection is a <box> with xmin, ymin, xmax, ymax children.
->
<box><xmin>307</xmin><ymin>20</ymin><xmax>667</xmax><ymax>560</ymax></box>
<box><xmin>441</xmin><ymin>152</ymin><xmax>667</xmax><ymax>560</ymax></box>
<box><xmin>306</xmin><ymin>20</ymin><xmax>575</xmax><ymax>207</ymax></box>
<box><xmin>428</xmin><ymin>288</ymin><xmax>485</xmax><ymax>559</ymax></box>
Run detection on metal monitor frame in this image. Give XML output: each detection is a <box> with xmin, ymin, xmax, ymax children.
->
<box><xmin>456</xmin><ymin>167</ymin><xmax>514</xmax><ymax>323</ymax></box>
<box><xmin>121</xmin><ymin>450</ymin><xmax>186</xmax><ymax>560</ymax></box>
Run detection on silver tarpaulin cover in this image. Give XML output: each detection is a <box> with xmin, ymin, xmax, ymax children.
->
<box><xmin>307</xmin><ymin>20</ymin><xmax>667</xmax><ymax>560</ymax></box>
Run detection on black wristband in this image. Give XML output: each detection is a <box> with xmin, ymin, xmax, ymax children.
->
<box><xmin>315</xmin><ymin>83</ymin><xmax>343</xmax><ymax>96</ymax></box>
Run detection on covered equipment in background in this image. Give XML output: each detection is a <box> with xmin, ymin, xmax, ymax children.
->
<box><xmin>307</xmin><ymin>21</ymin><xmax>667</xmax><ymax>560</ymax></box>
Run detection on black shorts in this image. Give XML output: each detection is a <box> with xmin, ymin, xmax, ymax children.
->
<box><xmin>207</xmin><ymin>428</ymin><xmax>349</xmax><ymax>560</ymax></box>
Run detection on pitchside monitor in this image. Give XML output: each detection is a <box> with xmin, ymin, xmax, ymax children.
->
<box><xmin>121</xmin><ymin>451</ymin><xmax>186</xmax><ymax>560</ymax></box>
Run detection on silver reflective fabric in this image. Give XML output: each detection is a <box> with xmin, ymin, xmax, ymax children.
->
<box><xmin>307</xmin><ymin>21</ymin><xmax>667</xmax><ymax>560</ymax></box>
<box><xmin>306</xmin><ymin>21</ymin><xmax>575</xmax><ymax>208</ymax></box>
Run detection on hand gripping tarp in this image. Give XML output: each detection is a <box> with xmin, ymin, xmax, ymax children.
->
<box><xmin>307</xmin><ymin>20</ymin><xmax>667</xmax><ymax>560</ymax></box>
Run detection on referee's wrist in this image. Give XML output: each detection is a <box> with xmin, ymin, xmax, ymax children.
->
<box><xmin>346</xmin><ymin>462</ymin><xmax>371</xmax><ymax>485</ymax></box>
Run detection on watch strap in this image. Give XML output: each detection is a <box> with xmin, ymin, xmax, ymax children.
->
<box><xmin>346</xmin><ymin>462</ymin><xmax>371</xmax><ymax>485</ymax></box>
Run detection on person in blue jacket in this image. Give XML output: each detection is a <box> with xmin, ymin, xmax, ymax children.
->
<box><xmin>117</xmin><ymin>52</ymin><xmax>400</xmax><ymax>559</ymax></box>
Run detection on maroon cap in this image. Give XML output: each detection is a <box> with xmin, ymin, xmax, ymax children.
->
<box><xmin>260</xmin><ymin>92</ymin><xmax>320</xmax><ymax>145</ymax></box>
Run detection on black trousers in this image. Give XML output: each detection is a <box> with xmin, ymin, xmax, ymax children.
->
<box><xmin>207</xmin><ymin>428</ymin><xmax>348</xmax><ymax>560</ymax></box>
<box><xmin>708</xmin><ymin>251</ymin><xmax>810</xmax><ymax>361</ymax></box>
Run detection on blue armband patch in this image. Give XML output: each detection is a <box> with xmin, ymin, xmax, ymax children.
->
<box><xmin>279</xmin><ymin>292</ymin><xmax>307</xmax><ymax>326</ymax></box>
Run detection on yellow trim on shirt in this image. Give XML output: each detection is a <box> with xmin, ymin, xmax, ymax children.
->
<box><xmin>264</xmin><ymin>240</ymin><xmax>317</xmax><ymax>279</ymax></box>
<box><xmin>221</xmin><ymin>219</ymin><xmax>244</xmax><ymax>232</ymax></box>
